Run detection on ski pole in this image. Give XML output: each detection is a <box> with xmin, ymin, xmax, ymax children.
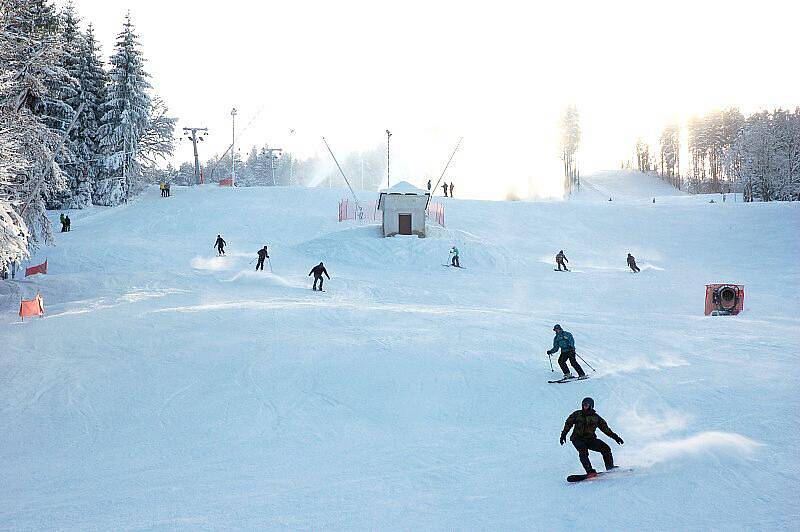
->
<box><xmin>268</xmin><ymin>258</ymin><xmax>273</xmax><ymax>273</ymax></box>
<box><xmin>576</xmin><ymin>352</ymin><xmax>596</xmax><ymax>372</ymax></box>
<box><xmin>548</xmin><ymin>352</ymin><xmax>554</xmax><ymax>372</ymax></box>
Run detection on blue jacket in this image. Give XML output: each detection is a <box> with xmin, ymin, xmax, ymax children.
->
<box><xmin>547</xmin><ymin>331</ymin><xmax>575</xmax><ymax>354</ymax></box>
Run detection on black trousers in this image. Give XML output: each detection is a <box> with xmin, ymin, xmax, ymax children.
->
<box><xmin>256</xmin><ymin>257</ymin><xmax>265</xmax><ymax>270</ymax></box>
<box><xmin>313</xmin><ymin>275</ymin><xmax>324</xmax><ymax>290</ymax></box>
<box><xmin>217</xmin><ymin>246</ymin><xmax>225</xmax><ymax>255</ymax></box>
<box><xmin>557</xmin><ymin>261</ymin><xmax>568</xmax><ymax>271</ymax></box>
<box><xmin>629</xmin><ymin>263</ymin><xmax>640</xmax><ymax>272</ymax></box>
<box><xmin>451</xmin><ymin>255</ymin><xmax>460</xmax><ymax>267</ymax></box>
<box><xmin>558</xmin><ymin>350</ymin><xmax>585</xmax><ymax>376</ymax></box>
<box><xmin>572</xmin><ymin>437</ymin><xmax>614</xmax><ymax>473</ymax></box>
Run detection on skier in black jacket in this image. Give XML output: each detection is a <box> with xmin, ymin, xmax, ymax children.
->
<box><xmin>556</xmin><ymin>250</ymin><xmax>569</xmax><ymax>271</ymax></box>
<box><xmin>627</xmin><ymin>253</ymin><xmax>640</xmax><ymax>272</ymax></box>
<box><xmin>256</xmin><ymin>246</ymin><xmax>269</xmax><ymax>271</ymax></box>
<box><xmin>308</xmin><ymin>262</ymin><xmax>330</xmax><ymax>291</ymax></box>
<box><xmin>214</xmin><ymin>235</ymin><xmax>226</xmax><ymax>256</ymax></box>
<box><xmin>560</xmin><ymin>397</ymin><xmax>624</xmax><ymax>478</ymax></box>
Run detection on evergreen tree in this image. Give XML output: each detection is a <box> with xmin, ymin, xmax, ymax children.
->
<box><xmin>97</xmin><ymin>12</ymin><xmax>151</xmax><ymax>206</ymax></box>
<box><xmin>0</xmin><ymin>0</ymin><xmax>69</xmax><ymax>258</ymax></box>
<box><xmin>70</xmin><ymin>23</ymin><xmax>108</xmax><ymax>207</ymax></box>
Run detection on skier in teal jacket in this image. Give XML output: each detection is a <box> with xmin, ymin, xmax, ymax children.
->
<box><xmin>546</xmin><ymin>324</ymin><xmax>585</xmax><ymax>379</ymax></box>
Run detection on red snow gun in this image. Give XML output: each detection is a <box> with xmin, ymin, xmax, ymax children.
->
<box><xmin>705</xmin><ymin>284</ymin><xmax>744</xmax><ymax>316</ymax></box>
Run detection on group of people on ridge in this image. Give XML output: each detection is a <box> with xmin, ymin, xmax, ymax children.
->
<box><xmin>555</xmin><ymin>250</ymin><xmax>641</xmax><ymax>273</ymax></box>
<box><xmin>426</xmin><ymin>179</ymin><xmax>455</xmax><ymax>198</ymax></box>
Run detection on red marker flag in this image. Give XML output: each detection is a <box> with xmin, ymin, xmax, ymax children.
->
<box><xmin>19</xmin><ymin>294</ymin><xmax>44</xmax><ymax>320</ymax></box>
<box><xmin>25</xmin><ymin>259</ymin><xmax>47</xmax><ymax>277</ymax></box>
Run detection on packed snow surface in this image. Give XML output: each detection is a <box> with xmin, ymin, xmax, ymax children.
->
<box><xmin>1</xmin><ymin>173</ymin><xmax>798</xmax><ymax>529</ymax></box>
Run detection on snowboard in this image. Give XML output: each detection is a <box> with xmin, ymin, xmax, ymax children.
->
<box><xmin>567</xmin><ymin>467</ymin><xmax>632</xmax><ymax>483</ymax></box>
<box><xmin>548</xmin><ymin>375</ymin><xmax>590</xmax><ymax>384</ymax></box>
<box><xmin>553</xmin><ymin>269</ymin><xmax>570</xmax><ymax>272</ymax></box>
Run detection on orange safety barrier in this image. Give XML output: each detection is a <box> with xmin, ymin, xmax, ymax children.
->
<box><xmin>19</xmin><ymin>293</ymin><xmax>44</xmax><ymax>320</ymax></box>
<box><xmin>218</xmin><ymin>178</ymin><xmax>233</xmax><ymax>187</ymax></box>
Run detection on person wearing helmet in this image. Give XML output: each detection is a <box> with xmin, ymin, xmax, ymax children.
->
<box><xmin>555</xmin><ymin>250</ymin><xmax>569</xmax><ymax>271</ymax></box>
<box><xmin>627</xmin><ymin>253</ymin><xmax>640</xmax><ymax>273</ymax></box>
<box><xmin>450</xmin><ymin>246</ymin><xmax>460</xmax><ymax>267</ymax></box>
<box><xmin>214</xmin><ymin>235</ymin><xmax>226</xmax><ymax>256</ymax></box>
<box><xmin>546</xmin><ymin>324</ymin><xmax>585</xmax><ymax>379</ymax></box>
<box><xmin>560</xmin><ymin>397</ymin><xmax>624</xmax><ymax>478</ymax></box>
<box><xmin>256</xmin><ymin>246</ymin><xmax>269</xmax><ymax>271</ymax></box>
<box><xmin>308</xmin><ymin>262</ymin><xmax>330</xmax><ymax>291</ymax></box>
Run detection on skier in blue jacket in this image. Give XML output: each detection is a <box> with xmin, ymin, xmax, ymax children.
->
<box><xmin>547</xmin><ymin>324</ymin><xmax>586</xmax><ymax>379</ymax></box>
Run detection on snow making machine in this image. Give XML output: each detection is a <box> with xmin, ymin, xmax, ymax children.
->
<box><xmin>705</xmin><ymin>284</ymin><xmax>745</xmax><ymax>316</ymax></box>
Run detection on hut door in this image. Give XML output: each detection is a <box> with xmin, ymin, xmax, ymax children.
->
<box><xmin>398</xmin><ymin>214</ymin><xmax>412</xmax><ymax>235</ymax></box>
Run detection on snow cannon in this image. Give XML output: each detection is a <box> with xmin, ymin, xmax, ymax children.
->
<box><xmin>705</xmin><ymin>284</ymin><xmax>744</xmax><ymax>316</ymax></box>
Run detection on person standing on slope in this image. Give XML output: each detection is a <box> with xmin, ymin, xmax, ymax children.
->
<box><xmin>60</xmin><ymin>213</ymin><xmax>67</xmax><ymax>232</ymax></box>
<box><xmin>256</xmin><ymin>246</ymin><xmax>269</xmax><ymax>271</ymax></box>
<box><xmin>450</xmin><ymin>246</ymin><xmax>460</xmax><ymax>267</ymax></box>
<box><xmin>627</xmin><ymin>253</ymin><xmax>640</xmax><ymax>273</ymax></box>
<box><xmin>547</xmin><ymin>324</ymin><xmax>585</xmax><ymax>379</ymax></box>
<box><xmin>449</xmin><ymin>182</ymin><xmax>454</xmax><ymax>197</ymax></box>
<box><xmin>556</xmin><ymin>250</ymin><xmax>569</xmax><ymax>271</ymax></box>
<box><xmin>427</xmin><ymin>179</ymin><xmax>432</xmax><ymax>191</ymax></box>
<box><xmin>560</xmin><ymin>397</ymin><xmax>624</xmax><ymax>478</ymax></box>
<box><xmin>214</xmin><ymin>235</ymin><xmax>227</xmax><ymax>256</ymax></box>
<box><xmin>442</xmin><ymin>182</ymin><xmax>449</xmax><ymax>197</ymax></box>
<box><xmin>308</xmin><ymin>262</ymin><xmax>330</xmax><ymax>291</ymax></box>
<box><xmin>65</xmin><ymin>214</ymin><xmax>71</xmax><ymax>232</ymax></box>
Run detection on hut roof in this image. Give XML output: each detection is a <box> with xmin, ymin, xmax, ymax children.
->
<box><xmin>378</xmin><ymin>181</ymin><xmax>430</xmax><ymax>209</ymax></box>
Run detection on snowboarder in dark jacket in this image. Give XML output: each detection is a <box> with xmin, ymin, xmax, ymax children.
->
<box><xmin>547</xmin><ymin>324</ymin><xmax>585</xmax><ymax>379</ymax></box>
<box><xmin>308</xmin><ymin>262</ymin><xmax>330</xmax><ymax>291</ymax></box>
<box><xmin>214</xmin><ymin>235</ymin><xmax>226</xmax><ymax>255</ymax></box>
<box><xmin>556</xmin><ymin>250</ymin><xmax>569</xmax><ymax>271</ymax></box>
<box><xmin>627</xmin><ymin>253</ymin><xmax>640</xmax><ymax>272</ymax></box>
<box><xmin>256</xmin><ymin>246</ymin><xmax>269</xmax><ymax>271</ymax></box>
<box><xmin>560</xmin><ymin>397</ymin><xmax>624</xmax><ymax>477</ymax></box>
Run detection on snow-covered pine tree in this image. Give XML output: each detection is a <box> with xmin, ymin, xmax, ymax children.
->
<box><xmin>70</xmin><ymin>22</ymin><xmax>108</xmax><ymax>207</ymax></box>
<box><xmin>27</xmin><ymin>0</ymin><xmax>81</xmax><ymax>210</ymax></box>
<box><xmin>0</xmin><ymin>0</ymin><xmax>70</xmax><ymax>258</ymax></box>
<box><xmin>54</xmin><ymin>1</ymin><xmax>96</xmax><ymax>208</ymax></box>
<box><xmin>96</xmin><ymin>12</ymin><xmax>151</xmax><ymax>206</ymax></box>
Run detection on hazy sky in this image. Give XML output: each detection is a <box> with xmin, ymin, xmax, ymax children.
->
<box><xmin>59</xmin><ymin>0</ymin><xmax>799</xmax><ymax>198</ymax></box>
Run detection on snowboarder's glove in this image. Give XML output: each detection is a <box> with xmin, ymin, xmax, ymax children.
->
<box><xmin>614</xmin><ymin>436</ymin><xmax>624</xmax><ymax>445</ymax></box>
<box><xmin>560</xmin><ymin>434</ymin><xmax>566</xmax><ymax>445</ymax></box>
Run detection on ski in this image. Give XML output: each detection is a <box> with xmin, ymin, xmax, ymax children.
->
<box><xmin>442</xmin><ymin>264</ymin><xmax>466</xmax><ymax>269</ymax></box>
<box><xmin>548</xmin><ymin>375</ymin><xmax>590</xmax><ymax>384</ymax></box>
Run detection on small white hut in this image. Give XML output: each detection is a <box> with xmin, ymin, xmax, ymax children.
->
<box><xmin>377</xmin><ymin>181</ymin><xmax>430</xmax><ymax>237</ymax></box>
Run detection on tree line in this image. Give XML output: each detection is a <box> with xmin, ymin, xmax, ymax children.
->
<box><xmin>167</xmin><ymin>143</ymin><xmax>389</xmax><ymax>191</ymax></box>
<box><xmin>633</xmin><ymin>107</ymin><xmax>800</xmax><ymax>201</ymax></box>
<box><xmin>1</xmin><ymin>0</ymin><xmax>175</xmax><ymax>271</ymax></box>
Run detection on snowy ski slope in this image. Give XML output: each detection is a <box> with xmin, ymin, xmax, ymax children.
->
<box><xmin>1</xmin><ymin>173</ymin><xmax>798</xmax><ymax>529</ymax></box>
